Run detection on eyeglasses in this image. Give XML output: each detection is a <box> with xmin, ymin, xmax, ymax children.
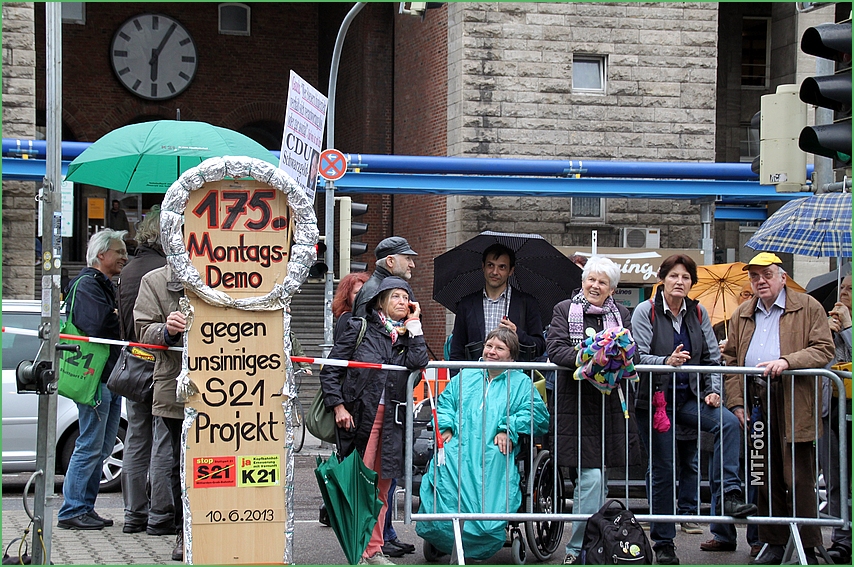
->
<box><xmin>739</xmin><ymin>291</ymin><xmax>755</xmax><ymax>299</ymax></box>
<box><xmin>108</xmin><ymin>247</ymin><xmax>128</xmax><ymax>256</ymax></box>
<box><xmin>747</xmin><ymin>269</ymin><xmax>779</xmax><ymax>282</ymax></box>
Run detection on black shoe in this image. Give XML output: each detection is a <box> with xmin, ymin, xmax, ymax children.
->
<box><xmin>723</xmin><ymin>492</ymin><xmax>758</xmax><ymax>518</ymax></box>
<box><xmin>751</xmin><ymin>544</ymin><xmax>784</xmax><ymax>565</ymax></box>
<box><xmin>123</xmin><ymin>523</ymin><xmax>146</xmax><ymax>534</ymax></box>
<box><xmin>87</xmin><ymin>510</ymin><xmax>113</xmax><ymax>527</ymax></box>
<box><xmin>655</xmin><ymin>544</ymin><xmax>680</xmax><ymax>565</ymax></box>
<box><xmin>319</xmin><ymin>504</ymin><xmax>331</xmax><ymax>527</ymax></box>
<box><xmin>380</xmin><ymin>544</ymin><xmax>406</xmax><ymax>558</ymax></box>
<box><xmin>827</xmin><ymin>545</ymin><xmax>851</xmax><ymax>565</ymax></box>
<box><xmin>803</xmin><ymin>549</ymin><xmax>818</xmax><ymax>565</ymax></box>
<box><xmin>386</xmin><ymin>538</ymin><xmax>416</xmax><ymax>554</ymax></box>
<box><xmin>171</xmin><ymin>532</ymin><xmax>184</xmax><ymax>562</ymax></box>
<box><xmin>147</xmin><ymin>523</ymin><xmax>177</xmax><ymax>536</ymax></box>
<box><xmin>57</xmin><ymin>513</ymin><xmax>104</xmax><ymax>530</ymax></box>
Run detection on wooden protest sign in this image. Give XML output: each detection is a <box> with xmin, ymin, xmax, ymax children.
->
<box><xmin>183</xmin><ymin>178</ymin><xmax>290</xmax><ymax>564</ymax></box>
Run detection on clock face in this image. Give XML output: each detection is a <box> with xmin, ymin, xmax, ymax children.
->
<box><xmin>110</xmin><ymin>14</ymin><xmax>198</xmax><ymax>101</ymax></box>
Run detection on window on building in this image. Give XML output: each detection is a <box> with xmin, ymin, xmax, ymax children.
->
<box><xmin>742</xmin><ymin>17</ymin><xmax>770</xmax><ymax>89</ymax></box>
<box><xmin>219</xmin><ymin>3</ymin><xmax>250</xmax><ymax>36</ymax></box>
<box><xmin>61</xmin><ymin>3</ymin><xmax>85</xmax><ymax>25</ymax></box>
<box><xmin>572</xmin><ymin>55</ymin><xmax>607</xmax><ymax>94</ymax></box>
<box><xmin>571</xmin><ymin>197</ymin><xmax>604</xmax><ymax>221</ymax></box>
<box><xmin>739</xmin><ymin>121</ymin><xmax>760</xmax><ymax>163</ymax></box>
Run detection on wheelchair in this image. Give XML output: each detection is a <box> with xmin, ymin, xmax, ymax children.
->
<box><xmin>420</xmin><ymin>434</ymin><xmax>565</xmax><ymax>565</ymax></box>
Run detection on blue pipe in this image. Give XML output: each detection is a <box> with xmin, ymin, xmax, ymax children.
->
<box><xmin>2</xmin><ymin>138</ymin><xmax>815</xmax><ymax>181</ymax></box>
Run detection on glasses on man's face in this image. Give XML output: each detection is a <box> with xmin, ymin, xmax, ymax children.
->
<box><xmin>747</xmin><ymin>269</ymin><xmax>779</xmax><ymax>282</ymax></box>
<box><xmin>109</xmin><ymin>247</ymin><xmax>128</xmax><ymax>257</ymax></box>
<box><xmin>740</xmin><ymin>291</ymin><xmax>754</xmax><ymax>299</ymax></box>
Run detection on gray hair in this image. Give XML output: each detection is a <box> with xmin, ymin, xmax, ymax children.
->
<box><xmin>582</xmin><ymin>256</ymin><xmax>621</xmax><ymax>290</ymax></box>
<box><xmin>135</xmin><ymin>206</ymin><xmax>161</xmax><ymax>246</ymax></box>
<box><xmin>86</xmin><ymin>229</ymin><xmax>127</xmax><ymax>267</ymax></box>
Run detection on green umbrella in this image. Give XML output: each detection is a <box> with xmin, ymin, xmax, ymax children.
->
<box><xmin>315</xmin><ymin>452</ymin><xmax>384</xmax><ymax>565</ymax></box>
<box><xmin>65</xmin><ymin>120</ymin><xmax>278</xmax><ymax>193</ymax></box>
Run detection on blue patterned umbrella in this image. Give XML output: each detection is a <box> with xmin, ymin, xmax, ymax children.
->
<box><xmin>745</xmin><ymin>192</ymin><xmax>852</xmax><ymax>258</ymax></box>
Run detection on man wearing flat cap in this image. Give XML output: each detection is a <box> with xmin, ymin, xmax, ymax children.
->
<box><xmin>352</xmin><ymin>236</ymin><xmax>418</xmax><ymax>319</ymax></box>
<box><xmin>722</xmin><ymin>252</ymin><xmax>834</xmax><ymax>565</ymax></box>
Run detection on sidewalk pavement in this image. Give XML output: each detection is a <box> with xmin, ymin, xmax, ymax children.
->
<box><xmin>1</xmin><ymin>433</ymin><xmax>333</xmax><ymax>565</ymax></box>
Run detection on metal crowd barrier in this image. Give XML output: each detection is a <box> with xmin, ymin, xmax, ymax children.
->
<box><xmin>402</xmin><ymin>361</ymin><xmax>850</xmax><ymax>565</ymax></box>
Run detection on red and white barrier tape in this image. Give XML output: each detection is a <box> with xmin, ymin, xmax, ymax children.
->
<box><xmin>2</xmin><ymin>326</ymin><xmax>408</xmax><ymax>372</ymax></box>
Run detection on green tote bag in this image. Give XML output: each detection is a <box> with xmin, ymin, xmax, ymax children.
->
<box><xmin>57</xmin><ymin>276</ymin><xmax>110</xmax><ymax>407</ymax></box>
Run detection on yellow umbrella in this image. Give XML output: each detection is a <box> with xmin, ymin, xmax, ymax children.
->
<box><xmin>687</xmin><ymin>262</ymin><xmax>805</xmax><ymax>327</ymax></box>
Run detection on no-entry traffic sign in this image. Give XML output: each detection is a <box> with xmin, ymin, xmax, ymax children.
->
<box><xmin>318</xmin><ymin>149</ymin><xmax>347</xmax><ymax>181</ymax></box>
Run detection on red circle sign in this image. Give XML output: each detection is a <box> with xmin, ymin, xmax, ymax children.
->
<box><xmin>318</xmin><ymin>149</ymin><xmax>347</xmax><ymax>181</ymax></box>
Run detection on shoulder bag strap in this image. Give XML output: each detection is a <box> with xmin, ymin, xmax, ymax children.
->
<box><xmin>115</xmin><ymin>277</ymin><xmax>127</xmax><ymax>340</ymax></box>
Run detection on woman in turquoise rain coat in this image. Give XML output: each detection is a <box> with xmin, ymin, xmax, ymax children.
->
<box><xmin>416</xmin><ymin>327</ymin><xmax>549</xmax><ymax>560</ymax></box>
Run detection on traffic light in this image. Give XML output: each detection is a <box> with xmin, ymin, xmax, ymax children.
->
<box><xmin>755</xmin><ymin>84</ymin><xmax>808</xmax><ymax>192</ymax></box>
<box><xmin>337</xmin><ymin>196</ymin><xmax>369</xmax><ymax>276</ymax></box>
<box><xmin>308</xmin><ymin>237</ymin><xmax>328</xmax><ymax>280</ymax></box>
<box><xmin>798</xmin><ymin>20</ymin><xmax>852</xmax><ymax>166</ymax></box>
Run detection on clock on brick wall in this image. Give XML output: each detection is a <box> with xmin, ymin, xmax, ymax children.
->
<box><xmin>110</xmin><ymin>13</ymin><xmax>198</xmax><ymax>101</ymax></box>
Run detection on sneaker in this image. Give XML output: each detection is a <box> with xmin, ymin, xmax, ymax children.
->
<box><xmin>655</xmin><ymin>544</ymin><xmax>680</xmax><ymax>565</ymax></box>
<box><xmin>358</xmin><ymin>552</ymin><xmax>396</xmax><ymax>565</ymax></box>
<box><xmin>171</xmin><ymin>532</ymin><xmax>184</xmax><ymax>562</ymax></box>
<box><xmin>723</xmin><ymin>492</ymin><xmax>758</xmax><ymax>518</ymax></box>
<box><xmin>86</xmin><ymin>510</ymin><xmax>114</xmax><ymax>527</ymax></box>
<box><xmin>563</xmin><ymin>553</ymin><xmax>580</xmax><ymax>564</ymax></box>
<box><xmin>57</xmin><ymin>513</ymin><xmax>104</xmax><ymax>530</ymax></box>
<box><xmin>749</xmin><ymin>544</ymin><xmax>763</xmax><ymax>558</ymax></box>
<box><xmin>680</xmin><ymin>522</ymin><xmax>702</xmax><ymax>534</ymax></box>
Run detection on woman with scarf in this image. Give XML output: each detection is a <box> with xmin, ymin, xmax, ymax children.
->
<box><xmin>319</xmin><ymin>277</ymin><xmax>428</xmax><ymax>566</ymax></box>
<box><xmin>547</xmin><ymin>256</ymin><xmax>641</xmax><ymax>566</ymax></box>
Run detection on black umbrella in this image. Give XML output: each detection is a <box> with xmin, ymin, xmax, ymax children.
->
<box><xmin>432</xmin><ymin>231</ymin><xmax>583</xmax><ymax>325</ymax></box>
<box><xmin>807</xmin><ymin>262</ymin><xmax>852</xmax><ymax>311</ymax></box>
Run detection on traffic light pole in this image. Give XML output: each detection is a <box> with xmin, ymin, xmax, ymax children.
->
<box><xmin>31</xmin><ymin>5</ymin><xmax>63</xmax><ymax>563</ymax></box>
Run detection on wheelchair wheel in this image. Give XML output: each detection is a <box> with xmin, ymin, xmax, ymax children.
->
<box><xmin>292</xmin><ymin>399</ymin><xmax>305</xmax><ymax>453</ymax></box>
<box><xmin>524</xmin><ymin>449</ymin><xmax>565</xmax><ymax>561</ymax></box>
<box><xmin>511</xmin><ymin>532</ymin><xmax>527</xmax><ymax>565</ymax></box>
<box><xmin>422</xmin><ymin>540</ymin><xmax>446</xmax><ymax>563</ymax></box>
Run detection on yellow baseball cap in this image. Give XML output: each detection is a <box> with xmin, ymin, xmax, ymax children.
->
<box><xmin>742</xmin><ymin>252</ymin><xmax>784</xmax><ymax>270</ymax></box>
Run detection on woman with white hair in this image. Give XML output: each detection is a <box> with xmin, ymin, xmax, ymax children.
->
<box><xmin>547</xmin><ymin>256</ymin><xmax>641</xmax><ymax>565</ymax></box>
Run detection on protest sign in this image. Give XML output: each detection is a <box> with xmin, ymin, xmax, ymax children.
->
<box><xmin>279</xmin><ymin>70</ymin><xmax>327</xmax><ymax>202</ymax></box>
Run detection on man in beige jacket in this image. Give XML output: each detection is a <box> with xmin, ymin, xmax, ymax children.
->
<box><xmin>722</xmin><ymin>253</ymin><xmax>834</xmax><ymax>565</ymax></box>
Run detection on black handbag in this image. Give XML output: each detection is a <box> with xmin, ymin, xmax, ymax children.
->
<box><xmin>105</xmin><ymin>279</ymin><xmax>155</xmax><ymax>404</ymax></box>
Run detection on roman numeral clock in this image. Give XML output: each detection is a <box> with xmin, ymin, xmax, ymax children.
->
<box><xmin>110</xmin><ymin>14</ymin><xmax>198</xmax><ymax>101</ymax></box>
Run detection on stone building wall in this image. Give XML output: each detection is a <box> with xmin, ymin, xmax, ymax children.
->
<box><xmin>445</xmin><ymin>2</ymin><xmax>720</xmax><ymax>253</ymax></box>
<box><xmin>2</xmin><ymin>2</ymin><xmax>37</xmax><ymax>299</ymax></box>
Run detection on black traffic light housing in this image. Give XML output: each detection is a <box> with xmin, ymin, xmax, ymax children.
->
<box><xmin>337</xmin><ymin>197</ymin><xmax>369</xmax><ymax>276</ymax></box>
<box><xmin>798</xmin><ymin>21</ymin><xmax>852</xmax><ymax>165</ymax></box>
<box><xmin>308</xmin><ymin>239</ymin><xmax>328</xmax><ymax>280</ymax></box>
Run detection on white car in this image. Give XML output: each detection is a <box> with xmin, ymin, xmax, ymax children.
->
<box><xmin>2</xmin><ymin>300</ymin><xmax>127</xmax><ymax>491</ymax></box>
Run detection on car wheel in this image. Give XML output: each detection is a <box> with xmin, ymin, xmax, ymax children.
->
<box><xmin>59</xmin><ymin>420</ymin><xmax>127</xmax><ymax>493</ymax></box>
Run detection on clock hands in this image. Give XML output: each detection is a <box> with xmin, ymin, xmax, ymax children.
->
<box><xmin>148</xmin><ymin>22</ymin><xmax>178</xmax><ymax>81</ymax></box>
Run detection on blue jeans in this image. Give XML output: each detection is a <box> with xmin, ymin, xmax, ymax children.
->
<box><xmin>58</xmin><ymin>383</ymin><xmax>122</xmax><ymax>520</ymax></box>
<box><xmin>565</xmin><ymin>468</ymin><xmax>608</xmax><ymax>556</ymax></box>
<box><xmin>676</xmin><ymin>439</ymin><xmax>699</xmax><ymax>516</ymax></box>
<box><xmin>709</xmin><ymin>477</ymin><xmax>758</xmax><ymax>545</ymax></box>
<box><xmin>638</xmin><ymin>396</ymin><xmax>742</xmax><ymax>548</ymax></box>
<box><xmin>384</xmin><ymin>478</ymin><xmax>398</xmax><ymax>542</ymax></box>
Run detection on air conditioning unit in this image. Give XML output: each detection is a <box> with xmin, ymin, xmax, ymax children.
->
<box><xmin>621</xmin><ymin>227</ymin><xmax>660</xmax><ymax>249</ymax></box>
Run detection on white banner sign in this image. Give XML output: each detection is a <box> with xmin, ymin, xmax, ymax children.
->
<box><xmin>278</xmin><ymin>70</ymin><xmax>328</xmax><ymax>202</ymax></box>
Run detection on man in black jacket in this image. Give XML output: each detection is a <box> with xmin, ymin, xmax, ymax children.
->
<box><xmin>449</xmin><ymin>243</ymin><xmax>545</xmax><ymax>366</ymax></box>
<box><xmin>57</xmin><ymin>229</ymin><xmax>127</xmax><ymax>530</ymax></box>
<box><xmin>352</xmin><ymin>236</ymin><xmax>418</xmax><ymax>319</ymax></box>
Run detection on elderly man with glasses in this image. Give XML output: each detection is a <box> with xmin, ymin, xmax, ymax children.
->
<box><xmin>722</xmin><ymin>253</ymin><xmax>834</xmax><ymax>565</ymax></box>
<box><xmin>57</xmin><ymin>229</ymin><xmax>128</xmax><ymax>530</ymax></box>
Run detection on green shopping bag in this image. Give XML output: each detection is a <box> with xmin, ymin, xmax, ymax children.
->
<box><xmin>57</xmin><ymin>276</ymin><xmax>109</xmax><ymax>407</ymax></box>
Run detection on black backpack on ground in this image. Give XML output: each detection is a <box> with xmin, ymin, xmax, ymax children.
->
<box><xmin>580</xmin><ymin>499</ymin><xmax>652</xmax><ymax>565</ymax></box>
